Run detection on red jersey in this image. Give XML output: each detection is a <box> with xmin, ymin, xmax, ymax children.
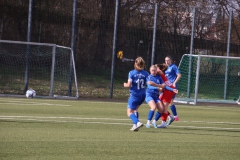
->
<box><xmin>158</xmin><ymin>73</ymin><xmax>175</xmax><ymax>103</ymax></box>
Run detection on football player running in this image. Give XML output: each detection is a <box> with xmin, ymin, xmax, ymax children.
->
<box><xmin>124</xmin><ymin>57</ymin><xmax>149</xmax><ymax>131</ymax></box>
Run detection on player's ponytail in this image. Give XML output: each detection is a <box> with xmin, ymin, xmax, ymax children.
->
<box><xmin>155</xmin><ymin>63</ymin><xmax>168</xmax><ymax>72</ymax></box>
<box><xmin>134</xmin><ymin>57</ymin><xmax>145</xmax><ymax>71</ymax></box>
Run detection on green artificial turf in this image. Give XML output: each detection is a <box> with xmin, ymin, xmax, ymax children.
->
<box><xmin>0</xmin><ymin>97</ymin><xmax>240</xmax><ymax>160</ymax></box>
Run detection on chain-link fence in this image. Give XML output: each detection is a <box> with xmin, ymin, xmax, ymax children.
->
<box><xmin>1</xmin><ymin>0</ymin><xmax>240</xmax><ymax>99</ymax></box>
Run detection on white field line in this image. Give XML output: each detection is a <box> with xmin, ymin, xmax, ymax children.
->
<box><xmin>0</xmin><ymin>117</ymin><xmax>131</xmax><ymax>126</ymax></box>
<box><xmin>170</xmin><ymin>125</ymin><xmax>240</xmax><ymax>130</ymax></box>
<box><xmin>1</xmin><ymin>98</ymin><xmax>239</xmax><ymax>112</ymax></box>
<box><xmin>2</xmin><ymin>115</ymin><xmax>239</xmax><ymax>125</ymax></box>
<box><xmin>0</xmin><ymin>116</ymin><xmax>130</xmax><ymax>121</ymax></box>
<box><xmin>0</xmin><ymin>116</ymin><xmax>240</xmax><ymax>130</ymax></box>
<box><xmin>0</xmin><ymin>103</ymin><xmax>70</xmax><ymax>106</ymax></box>
<box><xmin>0</xmin><ymin>100</ymin><xmax>71</xmax><ymax>106</ymax></box>
<box><xmin>1</xmin><ymin>116</ymin><xmax>240</xmax><ymax>125</ymax></box>
<box><xmin>183</xmin><ymin>106</ymin><xmax>240</xmax><ymax>112</ymax></box>
<box><xmin>174</xmin><ymin>120</ymin><xmax>240</xmax><ymax>125</ymax></box>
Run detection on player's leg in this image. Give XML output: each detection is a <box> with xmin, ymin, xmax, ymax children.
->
<box><xmin>127</xmin><ymin>96</ymin><xmax>143</xmax><ymax>131</ymax></box>
<box><xmin>134</xmin><ymin>106</ymin><xmax>139</xmax><ymax>118</ymax></box>
<box><xmin>152</xmin><ymin>111</ymin><xmax>161</xmax><ymax>128</ymax></box>
<box><xmin>166</xmin><ymin>104</ymin><xmax>175</xmax><ymax>126</ymax></box>
<box><xmin>145</xmin><ymin>100</ymin><xmax>157</xmax><ymax>128</ymax></box>
<box><xmin>134</xmin><ymin>110</ymin><xmax>139</xmax><ymax>118</ymax></box>
<box><xmin>151</xmin><ymin>99</ymin><xmax>164</xmax><ymax>128</ymax></box>
<box><xmin>170</xmin><ymin>104</ymin><xmax>178</xmax><ymax>120</ymax></box>
<box><xmin>156</xmin><ymin>102</ymin><xmax>168</xmax><ymax>128</ymax></box>
<box><xmin>154</xmin><ymin>90</ymin><xmax>172</xmax><ymax>125</ymax></box>
<box><xmin>152</xmin><ymin>94</ymin><xmax>163</xmax><ymax>125</ymax></box>
<box><xmin>170</xmin><ymin>93</ymin><xmax>179</xmax><ymax>121</ymax></box>
<box><xmin>128</xmin><ymin>109</ymin><xmax>143</xmax><ymax>131</ymax></box>
<box><xmin>165</xmin><ymin>111</ymin><xmax>174</xmax><ymax>126</ymax></box>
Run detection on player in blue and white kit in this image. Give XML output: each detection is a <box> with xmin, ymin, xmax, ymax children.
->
<box><xmin>124</xmin><ymin>57</ymin><xmax>149</xmax><ymax>131</ymax></box>
<box><xmin>165</xmin><ymin>55</ymin><xmax>181</xmax><ymax>122</ymax></box>
<box><xmin>145</xmin><ymin>65</ymin><xmax>177</xmax><ymax>128</ymax></box>
<box><xmin>145</xmin><ymin>65</ymin><xmax>166</xmax><ymax>128</ymax></box>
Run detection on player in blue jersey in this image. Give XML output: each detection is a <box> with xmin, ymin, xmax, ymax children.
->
<box><xmin>165</xmin><ymin>55</ymin><xmax>181</xmax><ymax>122</ymax></box>
<box><xmin>124</xmin><ymin>57</ymin><xmax>149</xmax><ymax>131</ymax></box>
<box><xmin>145</xmin><ymin>65</ymin><xmax>178</xmax><ymax>128</ymax></box>
<box><xmin>145</xmin><ymin>65</ymin><xmax>165</xmax><ymax>128</ymax></box>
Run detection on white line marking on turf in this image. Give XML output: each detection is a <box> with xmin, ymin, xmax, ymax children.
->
<box><xmin>170</xmin><ymin>125</ymin><xmax>240</xmax><ymax>130</ymax></box>
<box><xmin>0</xmin><ymin>102</ymin><xmax>70</xmax><ymax>106</ymax></box>
<box><xmin>0</xmin><ymin>116</ymin><xmax>130</xmax><ymax>121</ymax></box>
<box><xmin>189</xmin><ymin>107</ymin><xmax>240</xmax><ymax>112</ymax></box>
<box><xmin>1</xmin><ymin>116</ymin><xmax>240</xmax><ymax>125</ymax></box>
<box><xmin>1</xmin><ymin>116</ymin><xmax>240</xmax><ymax>131</ymax></box>
<box><xmin>0</xmin><ymin>117</ymin><xmax>131</xmax><ymax>126</ymax></box>
<box><xmin>177</xmin><ymin>120</ymin><xmax>240</xmax><ymax>125</ymax></box>
<box><xmin>1</xmin><ymin>118</ymin><xmax>240</xmax><ymax>130</ymax></box>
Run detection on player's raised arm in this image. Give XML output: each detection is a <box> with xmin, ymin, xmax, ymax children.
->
<box><xmin>148</xmin><ymin>81</ymin><xmax>166</xmax><ymax>88</ymax></box>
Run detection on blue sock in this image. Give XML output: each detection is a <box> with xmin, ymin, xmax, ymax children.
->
<box><xmin>130</xmin><ymin>113</ymin><xmax>139</xmax><ymax>124</ymax></box>
<box><xmin>147</xmin><ymin>110</ymin><xmax>155</xmax><ymax>121</ymax></box>
<box><xmin>134</xmin><ymin>112</ymin><xmax>139</xmax><ymax>118</ymax></box>
<box><xmin>170</xmin><ymin>104</ymin><xmax>177</xmax><ymax>116</ymax></box>
<box><xmin>154</xmin><ymin>111</ymin><xmax>162</xmax><ymax>121</ymax></box>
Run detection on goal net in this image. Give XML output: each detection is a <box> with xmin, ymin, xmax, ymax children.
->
<box><xmin>0</xmin><ymin>40</ymin><xmax>79</xmax><ymax>98</ymax></box>
<box><xmin>176</xmin><ymin>54</ymin><xmax>240</xmax><ymax>105</ymax></box>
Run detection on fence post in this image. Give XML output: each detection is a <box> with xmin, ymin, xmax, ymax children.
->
<box><xmin>50</xmin><ymin>45</ymin><xmax>56</xmax><ymax>97</ymax></box>
<box><xmin>24</xmin><ymin>0</ymin><xmax>33</xmax><ymax>94</ymax></box>
<box><xmin>110</xmin><ymin>0</ymin><xmax>119</xmax><ymax>99</ymax></box>
<box><xmin>151</xmin><ymin>3</ymin><xmax>158</xmax><ymax>65</ymax></box>
<box><xmin>187</xmin><ymin>7</ymin><xmax>196</xmax><ymax>100</ymax></box>
<box><xmin>224</xmin><ymin>10</ymin><xmax>233</xmax><ymax>100</ymax></box>
<box><xmin>68</xmin><ymin>0</ymin><xmax>77</xmax><ymax>96</ymax></box>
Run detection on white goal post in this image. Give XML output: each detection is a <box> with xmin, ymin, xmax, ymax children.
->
<box><xmin>0</xmin><ymin>40</ymin><xmax>79</xmax><ymax>98</ymax></box>
<box><xmin>176</xmin><ymin>54</ymin><xmax>240</xmax><ymax>105</ymax></box>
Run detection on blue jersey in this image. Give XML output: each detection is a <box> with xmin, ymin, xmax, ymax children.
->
<box><xmin>165</xmin><ymin>64</ymin><xmax>180</xmax><ymax>84</ymax></box>
<box><xmin>145</xmin><ymin>74</ymin><xmax>164</xmax><ymax>104</ymax></box>
<box><xmin>128</xmin><ymin>69</ymin><xmax>149</xmax><ymax>95</ymax></box>
<box><xmin>146</xmin><ymin>74</ymin><xmax>164</xmax><ymax>95</ymax></box>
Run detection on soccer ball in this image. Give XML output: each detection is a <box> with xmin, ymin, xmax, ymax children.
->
<box><xmin>26</xmin><ymin>89</ymin><xmax>36</xmax><ymax>98</ymax></box>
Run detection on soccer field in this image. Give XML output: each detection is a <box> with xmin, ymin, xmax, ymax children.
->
<box><xmin>0</xmin><ymin>97</ymin><xmax>240</xmax><ymax>160</ymax></box>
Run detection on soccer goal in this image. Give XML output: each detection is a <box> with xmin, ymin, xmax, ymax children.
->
<box><xmin>0</xmin><ymin>40</ymin><xmax>79</xmax><ymax>98</ymax></box>
<box><xmin>176</xmin><ymin>54</ymin><xmax>240</xmax><ymax>105</ymax></box>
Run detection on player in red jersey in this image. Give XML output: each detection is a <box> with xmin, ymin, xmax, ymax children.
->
<box><xmin>153</xmin><ymin>63</ymin><xmax>178</xmax><ymax>127</ymax></box>
<box><xmin>157</xmin><ymin>63</ymin><xmax>175</xmax><ymax>103</ymax></box>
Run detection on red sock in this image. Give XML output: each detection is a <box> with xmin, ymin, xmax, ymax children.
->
<box><xmin>161</xmin><ymin>113</ymin><xmax>168</xmax><ymax>122</ymax></box>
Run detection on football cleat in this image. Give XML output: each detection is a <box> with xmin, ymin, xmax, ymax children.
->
<box><xmin>130</xmin><ymin>127</ymin><xmax>139</xmax><ymax>132</ymax></box>
<box><xmin>174</xmin><ymin>116</ymin><xmax>179</xmax><ymax>121</ymax></box>
<box><xmin>157</xmin><ymin>122</ymin><xmax>167</xmax><ymax>128</ymax></box>
<box><xmin>145</xmin><ymin>123</ymin><xmax>151</xmax><ymax>128</ymax></box>
<box><xmin>152</xmin><ymin>121</ymin><xmax>157</xmax><ymax>128</ymax></box>
<box><xmin>130</xmin><ymin>122</ymin><xmax>143</xmax><ymax>131</ymax></box>
<box><xmin>167</xmin><ymin>116</ymin><xmax>175</xmax><ymax>126</ymax></box>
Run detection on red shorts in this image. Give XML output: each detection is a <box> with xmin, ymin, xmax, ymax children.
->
<box><xmin>159</xmin><ymin>90</ymin><xmax>175</xmax><ymax>103</ymax></box>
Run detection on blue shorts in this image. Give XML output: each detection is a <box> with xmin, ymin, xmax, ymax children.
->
<box><xmin>145</xmin><ymin>93</ymin><xmax>161</xmax><ymax>104</ymax></box>
<box><xmin>127</xmin><ymin>93</ymin><xmax>146</xmax><ymax>110</ymax></box>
